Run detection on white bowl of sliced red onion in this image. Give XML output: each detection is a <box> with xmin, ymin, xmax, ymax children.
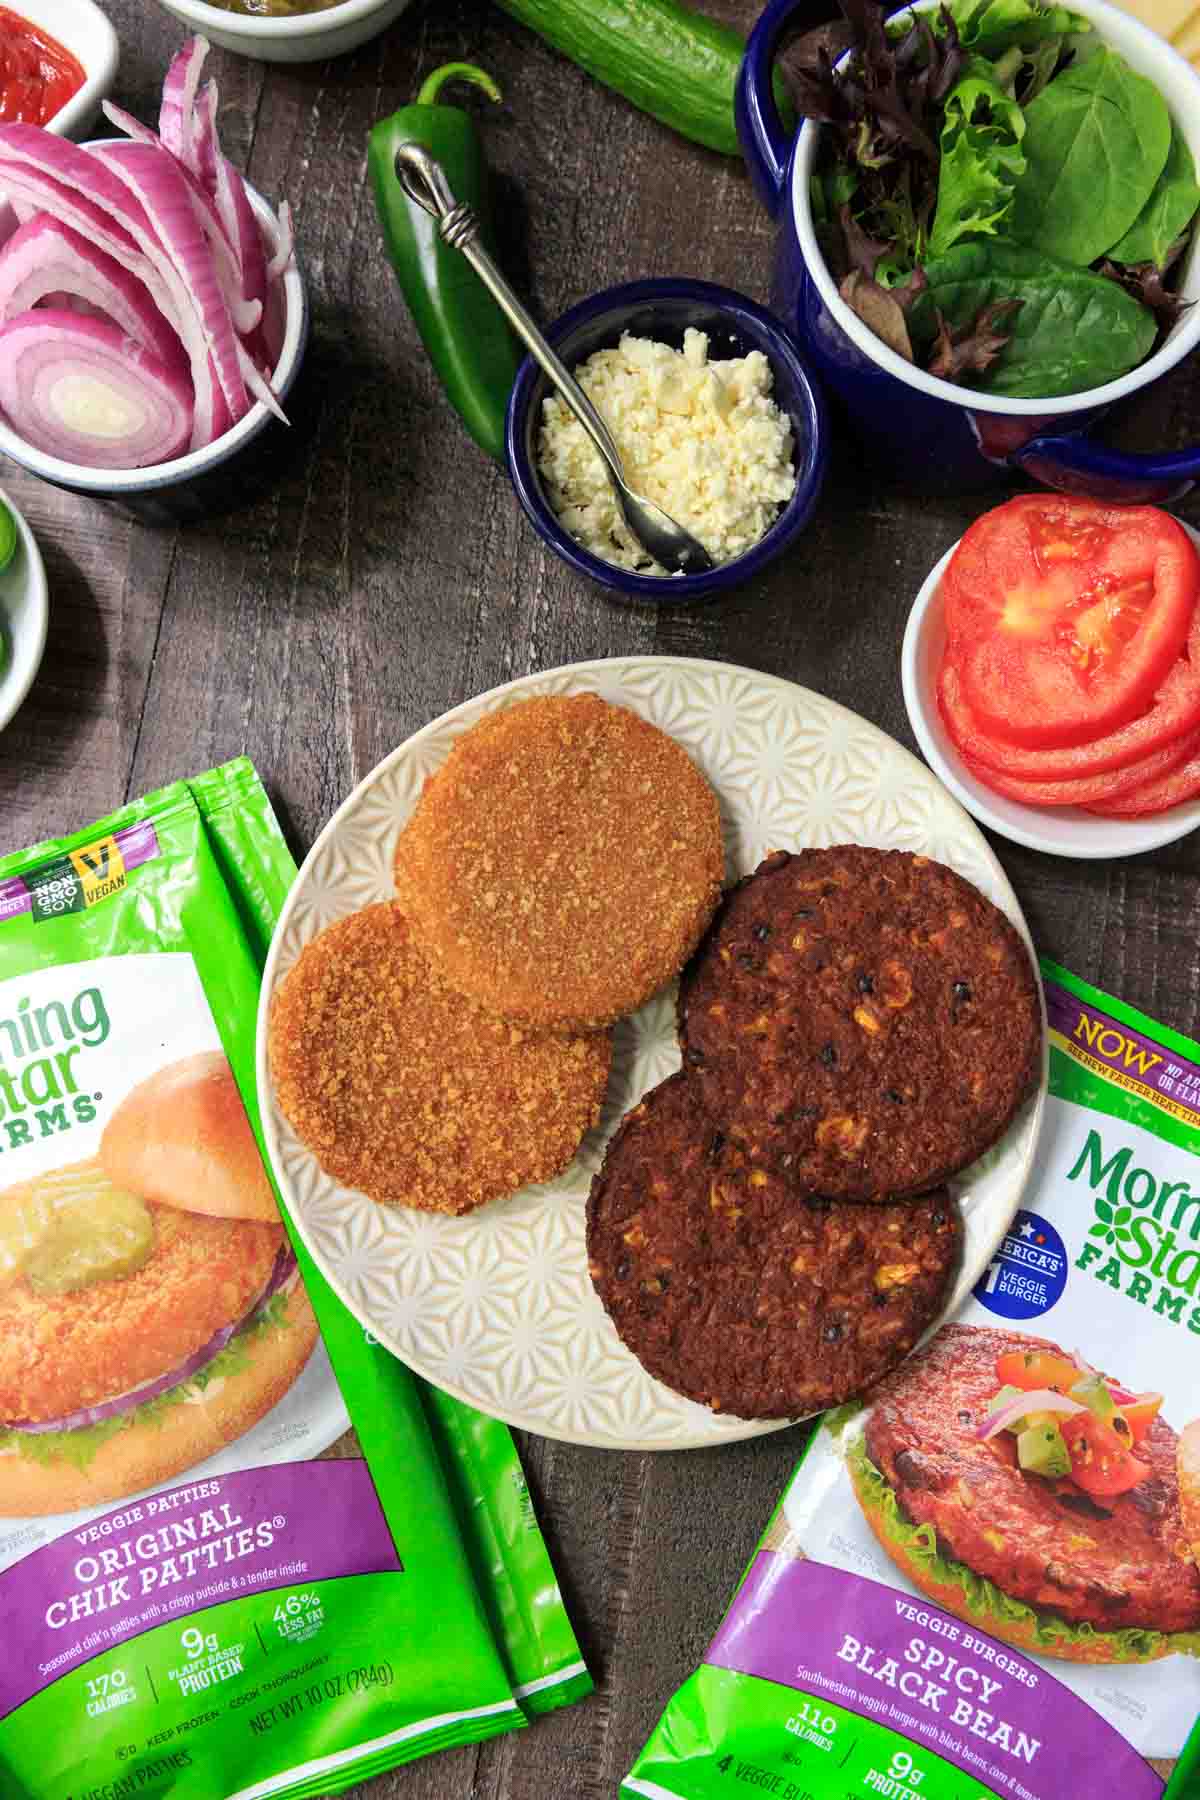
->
<box><xmin>0</xmin><ymin>37</ymin><xmax>305</xmax><ymax>523</ymax></box>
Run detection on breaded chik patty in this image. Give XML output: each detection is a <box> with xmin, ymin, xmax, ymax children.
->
<box><xmin>0</xmin><ymin>1177</ymin><xmax>282</xmax><ymax>1423</ymax></box>
<box><xmin>864</xmin><ymin>1323</ymin><xmax>1200</xmax><ymax>1640</ymax></box>
<box><xmin>678</xmin><ymin>846</ymin><xmax>1040</xmax><ymax>1198</ymax></box>
<box><xmin>587</xmin><ymin>1072</ymin><xmax>961</xmax><ymax>1419</ymax></box>
<box><xmin>269</xmin><ymin>901</ymin><xmax>611</xmax><ymax>1213</ymax></box>
<box><xmin>393</xmin><ymin>694</ymin><xmax>724</xmax><ymax>1031</ymax></box>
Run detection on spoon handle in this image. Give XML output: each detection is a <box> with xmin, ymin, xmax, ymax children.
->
<box><xmin>393</xmin><ymin>142</ymin><xmax>625</xmax><ymax>487</ymax></box>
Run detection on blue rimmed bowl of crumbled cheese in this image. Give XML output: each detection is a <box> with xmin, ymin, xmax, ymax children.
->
<box><xmin>505</xmin><ymin>278</ymin><xmax>828</xmax><ymax>602</ymax></box>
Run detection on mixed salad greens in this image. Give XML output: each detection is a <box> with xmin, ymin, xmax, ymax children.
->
<box><xmin>801</xmin><ymin>0</ymin><xmax>1200</xmax><ymax>396</ymax></box>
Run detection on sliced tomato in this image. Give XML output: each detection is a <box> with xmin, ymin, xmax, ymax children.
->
<box><xmin>1115</xmin><ymin>1393</ymin><xmax>1164</xmax><ymax>1445</ymax></box>
<box><xmin>961</xmin><ymin>724</ymin><xmax>1200</xmax><ymax>809</ymax></box>
<box><xmin>995</xmin><ymin>1348</ymin><xmax>1083</xmax><ymax>1392</ymax></box>
<box><xmin>942</xmin><ymin>497</ymin><xmax>1199</xmax><ymax>749</ymax></box>
<box><xmin>1061</xmin><ymin>1412</ymin><xmax>1151</xmax><ymax>1498</ymax></box>
<box><xmin>1085</xmin><ymin>741</ymin><xmax>1200</xmax><ymax>817</ymax></box>
<box><xmin>939</xmin><ymin>658</ymin><xmax>1200</xmax><ymax>781</ymax></box>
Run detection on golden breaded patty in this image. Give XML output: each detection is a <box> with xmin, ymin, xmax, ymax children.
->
<box><xmin>0</xmin><ymin>1189</ymin><xmax>282</xmax><ymax>1423</ymax></box>
<box><xmin>269</xmin><ymin>901</ymin><xmax>612</xmax><ymax>1212</ymax></box>
<box><xmin>394</xmin><ymin>694</ymin><xmax>724</xmax><ymax>1030</ymax></box>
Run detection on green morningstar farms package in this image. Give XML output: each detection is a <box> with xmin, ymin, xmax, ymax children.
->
<box><xmin>624</xmin><ymin>960</ymin><xmax>1200</xmax><ymax>1800</ymax></box>
<box><xmin>0</xmin><ymin>759</ymin><xmax>588</xmax><ymax>1800</ymax></box>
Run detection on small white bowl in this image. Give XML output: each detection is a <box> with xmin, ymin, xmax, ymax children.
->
<box><xmin>22</xmin><ymin>0</ymin><xmax>120</xmax><ymax>138</ymax></box>
<box><xmin>0</xmin><ymin>488</ymin><xmax>48</xmax><ymax>734</ymax></box>
<box><xmin>151</xmin><ymin>0</ymin><xmax>412</xmax><ymax>63</ymax></box>
<box><xmin>901</xmin><ymin>530</ymin><xmax>1200</xmax><ymax>859</ymax></box>
<box><xmin>0</xmin><ymin>178</ymin><xmax>308</xmax><ymax>524</ymax></box>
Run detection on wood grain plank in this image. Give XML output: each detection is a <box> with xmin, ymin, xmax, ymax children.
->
<box><xmin>7</xmin><ymin>2</ymin><xmax>1193</xmax><ymax>1795</ymax></box>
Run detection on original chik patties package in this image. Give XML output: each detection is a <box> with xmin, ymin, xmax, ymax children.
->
<box><xmin>0</xmin><ymin>759</ymin><xmax>589</xmax><ymax>1800</ymax></box>
<box><xmin>624</xmin><ymin>961</ymin><xmax>1200</xmax><ymax>1800</ymax></box>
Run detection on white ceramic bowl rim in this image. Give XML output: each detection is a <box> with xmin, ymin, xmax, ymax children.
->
<box><xmin>0</xmin><ymin>488</ymin><xmax>49</xmax><ymax>734</ymax></box>
<box><xmin>791</xmin><ymin>0</ymin><xmax>1200</xmax><ymax>416</ymax></box>
<box><xmin>0</xmin><ymin>177</ymin><xmax>305</xmax><ymax>493</ymax></box>
<box><xmin>149</xmin><ymin>0</ymin><xmax>390</xmax><ymax>32</ymax></box>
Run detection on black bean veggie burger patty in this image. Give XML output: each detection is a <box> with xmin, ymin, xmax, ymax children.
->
<box><xmin>587</xmin><ymin>1072</ymin><xmax>962</xmax><ymax>1419</ymax></box>
<box><xmin>863</xmin><ymin>1324</ymin><xmax>1200</xmax><ymax>1647</ymax></box>
<box><xmin>677</xmin><ymin>846</ymin><xmax>1041</xmax><ymax>1199</ymax></box>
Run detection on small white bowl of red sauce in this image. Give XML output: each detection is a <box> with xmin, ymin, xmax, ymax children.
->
<box><xmin>902</xmin><ymin>503</ymin><xmax>1200</xmax><ymax>860</ymax></box>
<box><xmin>2</xmin><ymin>1</ymin><xmax>118</xmax><ymax>138</ymax></box>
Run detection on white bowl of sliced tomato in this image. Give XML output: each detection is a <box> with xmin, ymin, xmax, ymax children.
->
<box><xmin>902</xmin><ymin>495</ymin><xmax>1200</xmax><ymax>857</ymax></box>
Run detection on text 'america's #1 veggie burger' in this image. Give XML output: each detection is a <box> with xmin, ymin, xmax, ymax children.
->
<box><xmin>0</xmin><ymin>1051</ymin><xmax>318</xmax><ymax>1516</ymax></box>
<box><xmin>850</xmin><ymin>1322</ymin><xmax>1200</xmax><ymax>1663</ymax></box>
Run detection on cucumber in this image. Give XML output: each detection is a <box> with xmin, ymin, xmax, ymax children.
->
<box><xmin>493</xmin><ymin>0</ymin><xmax>795</xmax><ymax>157</ymax></box>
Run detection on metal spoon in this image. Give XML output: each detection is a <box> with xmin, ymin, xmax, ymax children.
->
<box><xmin>393</xmin><ymin>142</ymin><xmax>715</xmax><ymax>578</ymax></box>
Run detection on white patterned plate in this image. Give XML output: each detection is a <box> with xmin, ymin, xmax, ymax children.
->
<box><xmin>256</xmin><ymin>657</ymin><xmax>1046</xmax><ymax>1451</ymax></box>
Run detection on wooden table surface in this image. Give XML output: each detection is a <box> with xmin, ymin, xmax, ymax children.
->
<box><xmin>5</xmin><ymin>0</ymin><xmax>1196</xmax><ymax>1791</ymax></box>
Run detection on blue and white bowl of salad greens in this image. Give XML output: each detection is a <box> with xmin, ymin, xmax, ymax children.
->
<box><xmin>738</xmin><ymin>0</ymin><xmax>1200</xmax><ymax>494</ymax></box>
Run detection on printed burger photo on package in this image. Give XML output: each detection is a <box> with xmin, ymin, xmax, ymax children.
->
<box><xmin>4</xmin><ymin>3</ymin><xmax>1200</xmax><ymax>1800</ymax></box>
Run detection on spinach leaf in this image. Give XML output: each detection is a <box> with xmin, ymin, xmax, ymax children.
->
<box><xmin>928</xmin><ymin>68</ymin><xmax>1027</xmax><ymax>256</ymax></box>
<box><xmin>910</xmin><ymin>240</ymin><xmax>1158</xmax><ymax>394</ymax></box>
<box><xmin>1107</xmin><ymin>121</ymin><xmax>1200</xmax><ymax>268</ymax></box>
<box><xmin>1009</xmin><ymin>48</ymin><xmax>1171</xmax><ymax>265</ymax></box>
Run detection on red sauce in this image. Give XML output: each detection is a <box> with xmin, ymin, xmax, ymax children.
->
<box><xmin>0</xmin><ymin>8</ymin><xmax>85</xmax><ymax>127</ymax></box>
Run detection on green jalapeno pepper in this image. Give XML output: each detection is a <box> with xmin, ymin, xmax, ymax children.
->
<box><xmin>369</xmin><ymin>63</ymin><xmax>520</xmax><ymax>463</ymax></box>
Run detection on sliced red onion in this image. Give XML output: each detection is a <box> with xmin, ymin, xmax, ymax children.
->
<box><xmin>8</xmin><ymin>1246</ymin><xmax>298</xmax><ymax>1437</ymax></box>
<box><xmin>88</xmin><ymin>141</ymin><xmax>247</xmax><ymax>433</ymax></box>
<box><xmin>98</xmin><ymin>136</ymin><xmax>261</xmax><ymax>339</ymax></box>
<box><xmin>159</xmin><ymin>34</ymin><xmax>210</xmax><ymax>171</ymax></box>
<box><xmin>236</xmin><ymin>337</ymin><xmax>285</xmax><ymax>422</ymax></box>
<box><xmin>266</xmin><ymin>200</ymin><xmax>294</xmax><ymax>284</ymax></box>
<box><xmin>0</xmin><ymin>214</ymin><xmax>187</xmax><ymax>371</ymax></box>
<box><xmin>977</xmin><ymin>1388</ymin><xmax>1087</xmax><ymax>1442</ymax></box>
<box><xmin>0</xmin><ymin>133</ymin><xmax>225</xmax><ymax>446</ymax></box>
<box><xmin>0</xmin><ymin>40</ymin><xmax>294</xmax><ymax>464</ymax></box>
<box><xmin>197</xmin><ymin>85</ymin><xmax>268</xmax><ymax>316</ymax></box>
<box><xmin>101</xmin><ymin>98</ymin><xmax>160</xmax><ymax>151</ymax></box>
<box><xmin>191</xmin><ymin>87</ymin><xmax>218</xmax><ymax>197</ymax></box>
<box><xmin>0</xmin><ymin>309</ymin><xmax>193</xmax><ymax>467</ymax></box>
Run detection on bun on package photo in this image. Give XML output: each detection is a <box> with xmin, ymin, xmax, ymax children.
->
<box><xmin>0</xmin><ymin>1051</ymin><xmax>317</xmax><ymax>1517</ymax></box>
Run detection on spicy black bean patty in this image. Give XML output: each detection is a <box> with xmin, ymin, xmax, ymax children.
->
<box><xmin>677</xmin><ymin>846</ymin><xmax>1041</xmax><ymax>1200</ymax></box>
<box><xmin>587</xmin><ymin>1073</ymin><xmax>962</xmax><ymax>1419</ymax></box>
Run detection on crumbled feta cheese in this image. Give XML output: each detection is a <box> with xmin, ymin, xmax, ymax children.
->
<box><xmin>536</xmin><ymin>328</ymin><xmax>798</xmax><ymax>575</ymax></box>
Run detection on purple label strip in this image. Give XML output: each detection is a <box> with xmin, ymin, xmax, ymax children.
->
<box><xmin>708</xmin><ymin>1555</ymin><xmax>1162</xmax><ymax>1800</ymax></box>
<box><xmin>1045</xmin><ymin>978</ymin><xmax>1200</xmax><ymax>1123</ymax></box>
<box><xmin>0</xmin><ymin>823</ymin><xmax>161</xmax><ymax>925</ymax></box>
<box><xmin>0</xmin><ymin>1459</ymin><xmax>401</xmax><ymax>1718</ymax></box>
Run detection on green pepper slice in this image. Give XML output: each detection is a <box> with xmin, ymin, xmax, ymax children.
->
<box><xmin>369</xmin><ymin>63</ymin><xmax>520</xmax><ymax>463</ymax></box>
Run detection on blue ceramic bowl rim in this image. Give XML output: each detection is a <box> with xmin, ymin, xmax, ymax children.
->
<box><xmin>505</xmin><ymin>277</ymin><xmax>827</xmax><ymax>602</ymax></box>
